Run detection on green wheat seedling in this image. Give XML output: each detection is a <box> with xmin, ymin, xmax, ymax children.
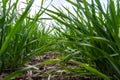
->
<box><xmin>46</xmin><ymin>0</ymin><xmax>120</xmax><ymax>79</ymax></box>
<box><xmin>0</xmin><ymin>0</ymin><xmax>54</xmax><ymax>78</ymax></box>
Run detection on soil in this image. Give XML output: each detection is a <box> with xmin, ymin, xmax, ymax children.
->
<box><xmin>0</xmin><ymin>52</ymin><xmax>103</xmax><ymax>80</ymax></box>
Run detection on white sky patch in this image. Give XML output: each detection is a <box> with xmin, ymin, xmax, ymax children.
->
<box><xmin>30</xmin><ymin>0</ymin><xmax>74</xmax><ymax>25</ymax></box>
<box><xmin>7</xmin><ymin>0</ymin><xmax>108</xmax><ymax>18</ymax></box>
<box><xmin>31</xmin><ymin>0</ymin><xmax>108</xmax><ymax>17</ymax></box>
<box><xmin>0</xmin><ymin>0</ymin><xmax>108</xmax><ymax>25</ymax></box>
<box><xmin>12</xmin><ymin>0</ymin><xmax>71</xmax><ymax>18</ymax></box>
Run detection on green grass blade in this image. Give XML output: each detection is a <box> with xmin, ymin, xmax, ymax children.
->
<box><xmin>0</xmin><ymin>0</ymin><xmax>34</xmax><ymax>56</ymax></box>
<box><xmin>71</xmin><ymin>60</ymin><xmax>110</xmax><ymax>80</ymax></box>
<box><xmin>3</xmin><ymin>66</ymin><xmax>37</xmax><ymax>80</ymax></box>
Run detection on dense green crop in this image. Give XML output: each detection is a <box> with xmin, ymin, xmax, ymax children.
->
<box><xmin>0</xmin><ymin>0</ymin><xmax>54</xmax><ymax>79</ymax></box>
<box><xmin>0</xmin><ymin>0</ymin><xmax>120</xmax><ymax>79</ymax></box>
<box><xmin>46</xmin><ymin>0</ymin><xmax>120</xmax><ymax>79</ymax></box>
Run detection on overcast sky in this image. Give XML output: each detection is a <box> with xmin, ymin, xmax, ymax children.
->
<box><xmin>30</xmin><ymin>0</ymin><xmax>107</xmax><ymax>16</ymax></box>
<box><xmin>9</xmin><ymin>0</ymin><xmax>108</xmax><ymax>26</ymax></box>
<box><xmin>25</xmin><ymin>0</ymin><xmax>107</xmax><ymax>24</ymax></box>
<box><xmin>31</xmin><ymin>0</ymin><xmax>72</xmax><ymax>16</ymax></box>
<box><xmin>15</xmin><ymin>0</ymin><xmax>108</xmax><ymax>16</ymax></box>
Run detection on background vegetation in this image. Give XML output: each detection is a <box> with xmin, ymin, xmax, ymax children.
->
<box><xmin>0</xmin><ymin>0</ymin><xmax>120</xmax><ymax>80</ymax></box>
